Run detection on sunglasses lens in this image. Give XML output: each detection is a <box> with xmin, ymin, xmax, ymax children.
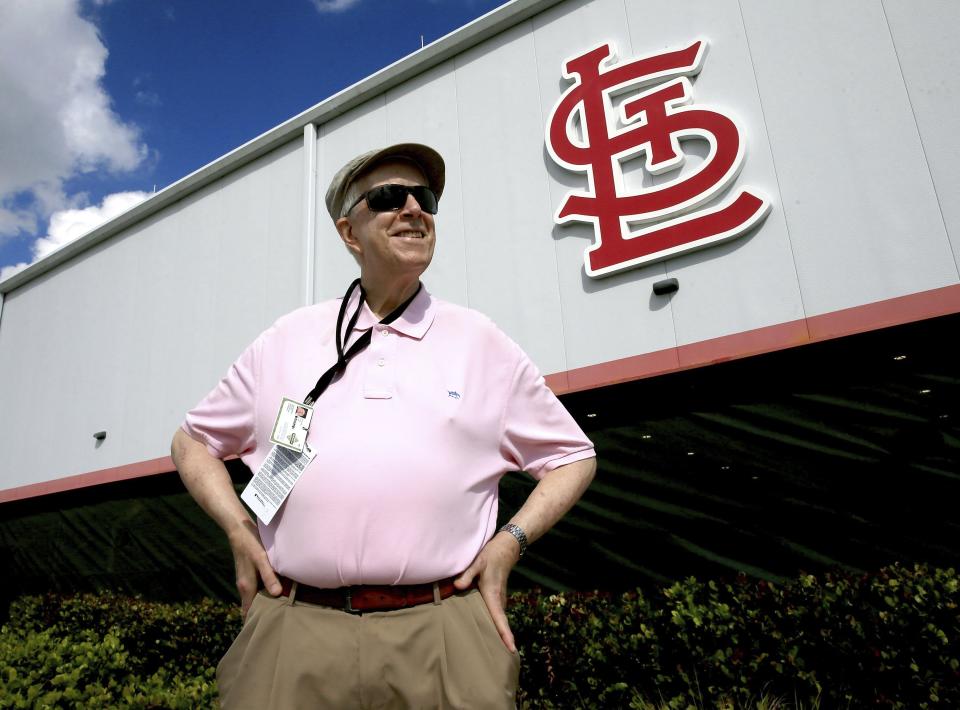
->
<box><xmin>366</xmin><ymin>185</ymin><xmax>438</xmax><ymax>214</ymax></box>
<box><xmin>411</xmin><ymin>186</ymin><xmax>438</xmax><ymax>214</ymax></box>
<box><xmin>365</xmin><ymin>185</ymin><xmax>403</xmax><ymax>211</ymax></box>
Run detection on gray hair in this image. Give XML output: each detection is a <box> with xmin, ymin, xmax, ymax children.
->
<box><xmin>339</xmin><ymin>179</ymin><xmax>366</xmax><ymax>219</ymax></box>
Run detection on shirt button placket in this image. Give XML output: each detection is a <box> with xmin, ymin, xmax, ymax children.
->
<box><xmin>364</xmin><ymin>328</ymin><xmax>395</xmax><ymax>398</ymax></box>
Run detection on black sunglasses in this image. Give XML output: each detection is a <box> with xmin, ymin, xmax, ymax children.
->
<box><xmin>347</xmin><ymin>184</ymin><xmax>439</xmax><ymax>215</ymax></box>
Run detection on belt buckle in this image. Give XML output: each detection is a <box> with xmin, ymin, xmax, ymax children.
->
<box><xmin>344</xmin><ymin>587</ymin><xmax>361</xmax><ymax>615</ymax></box>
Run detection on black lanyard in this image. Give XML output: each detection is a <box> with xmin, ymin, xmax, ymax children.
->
<box><xmin>303</xmin><ymin>278</ymin><xmax>422</xmax><ymax>406</ymax></box>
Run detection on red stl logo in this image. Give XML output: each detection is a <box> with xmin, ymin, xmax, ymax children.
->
<box><xmin>546</xmin><ymin>40</ymin><xmax>771</xmax><ymax>278</ymax></box>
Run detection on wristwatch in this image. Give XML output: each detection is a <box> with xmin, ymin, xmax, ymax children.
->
<box><xmin>497</xmin><ymin>522</ymin><xmax>528</xmax><ymax>558</ymax></box>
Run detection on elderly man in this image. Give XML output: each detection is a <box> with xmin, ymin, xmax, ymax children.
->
<box><xmin>171</xmin><ymin>143</ymin><xmax>596</xmax><ymax>709</ymax></box>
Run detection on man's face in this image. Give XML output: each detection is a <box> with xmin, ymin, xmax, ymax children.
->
<box><xmin>336</xmin><ymin>160</ymin><xmax>436</xmax><ymax>282</ymax></box>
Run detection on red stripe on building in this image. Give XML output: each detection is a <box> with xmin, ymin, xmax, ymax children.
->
<box><xmin>4</xmin><ymin>284</ymin><xmax>960</xmax><ymax>501</ymax></box>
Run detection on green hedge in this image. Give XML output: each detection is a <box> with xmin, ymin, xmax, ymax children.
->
<box><xmin>0</xmin><ymin>628</ymin><xmax>215</xmax><ymax>709</ymax></box>
<box><xmin>512</xmin><ymin>563</ymin><xmax>959</xmax><ymax>708</ymax></box>
<box><xmin>2</xmin><ymin>564</ymin><xmax>957</xmax><ymax>708</ymax></box>
<box><xmin>10</xmin><ymin>594</ymin><xmax>240</xmax><ymax>679</ymax></box>
<box><xmin>0</xmin><ymin>595</ymin><xmax>236</xmax><ymax>709</ymax></box>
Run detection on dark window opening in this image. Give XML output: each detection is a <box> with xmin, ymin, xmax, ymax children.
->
<box><xmin>501</xmin><ymin>312</ymin><xmax>960</xmax><ymax>590</ymax></box>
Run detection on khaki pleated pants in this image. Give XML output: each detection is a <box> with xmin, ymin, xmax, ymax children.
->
<box><xmin>216</xmin><ymin>587</ymin><xmax>520</xmax><ymax>709</ymax></box>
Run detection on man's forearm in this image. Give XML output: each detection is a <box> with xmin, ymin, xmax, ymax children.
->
<box><xmin>171</xmin><ymin>428</ymin><xmax>281</xmax><ymax>608</ymax></box>
<box><xmin>503</xmin><ymin>456</ymin><xmax>597</xmax><ymax>547</ymax></box>
<box><xmin>456</xmin><ymin>455</ymin><xmax>596</xmax><ymax>651</ymax></box>
<box><xmin>171</xmin><ymin>428</ymin><xmax>251</xmax><ymax>538</ymax></box>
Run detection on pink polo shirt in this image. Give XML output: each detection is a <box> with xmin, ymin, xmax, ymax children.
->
<box><xmin>182</xmin><ymin>285</ymin><xmax>594</xmax><ymax>588</ymax></box>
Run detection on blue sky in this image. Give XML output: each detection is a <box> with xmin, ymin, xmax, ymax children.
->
<box><xmin>0</xmin><ymin>0</ymin><xmax>505</xmax><ymax>280</ymax></box>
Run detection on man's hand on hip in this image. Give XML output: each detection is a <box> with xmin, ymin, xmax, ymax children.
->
<box><xmin>452</xmin><ymin>458</ymin><xmax>597</xmax><ymax>653</ymax></box>
<box><xmin>228</xmin><ymin>518</ymin><xmax>282</xmax><ymax>619</ymax></box>
<box><xmin>454</xmin><ymin>532</ymin><xmax>521</xmax><ymax>653</ymax></box>
<box><xmin>171</xmin><ymin>429</ymin><xmax>284</xmax><ymax>620</ymax></box>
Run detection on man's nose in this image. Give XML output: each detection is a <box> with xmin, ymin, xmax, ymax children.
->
<box><xmin>399</xmin><ymin>192</ymin><xmax>423</xmax><ymax>216</ymax></box>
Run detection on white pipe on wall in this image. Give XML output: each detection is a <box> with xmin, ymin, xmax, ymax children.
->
<box><xmin>303</xmin><ymin>123</ymin><xmax>318</xmax><ymax>307</ymax></box>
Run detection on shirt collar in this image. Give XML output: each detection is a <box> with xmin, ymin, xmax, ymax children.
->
<box><xmin>351</xmin><ymin>282</ymin><xmax>436</xmax><ymax>340</ymax></box>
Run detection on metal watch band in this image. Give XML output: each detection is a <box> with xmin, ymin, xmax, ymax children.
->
<box><xmin>497</xmin><ymin>522</ymin><xmax>528</xmax><ymax>558</ymax></box>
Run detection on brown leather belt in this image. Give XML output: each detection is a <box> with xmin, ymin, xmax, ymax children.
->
<box><xmin>274</xmin><ymin>574</ymin><xmax>472</xmax><ymax>613</ymax></box>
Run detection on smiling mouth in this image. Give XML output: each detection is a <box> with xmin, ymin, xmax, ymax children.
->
<box><xmin>393</xmin><ymin>230</ymin><xmax>426</xmax><ymax>239</ymax></box>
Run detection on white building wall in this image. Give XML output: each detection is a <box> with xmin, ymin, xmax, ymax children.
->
<box><xmin>533</xmin><ymin>0</ymin><xmax>682</xmax><ymax>375</ymax></box>
<box><xmin>611</xmin><ymin>0</ymin><xmax>800</xmax><ymax>354</ymax></box>
<box><xmin>0</xmin><ymin>139</ymin><xmax>304</xmax><ymax>488</ymax></box>
<box><xmin>2</xmin><ymin>0</ymin><xmax>959</xmax><ymax>493</ymax></box>
<box><xmin>883</xmin><ymin>0</ymin><xmax>960</xmax><ymax>268</ymax></box>
<box><xmin>740</xmin><ymin>0</ymin><xmax>958</xmax><ymax>319</ymax></box>
<box><xmin>311</xmin><ymin>0</ymin><xmax>960</xmax><ymax>371</ymax></box>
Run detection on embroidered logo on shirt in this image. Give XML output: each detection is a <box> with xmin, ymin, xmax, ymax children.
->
<box><xmin>448</xmin><ymin>391</ymin><xmax>461</xmax><ymax>400</ymax></box>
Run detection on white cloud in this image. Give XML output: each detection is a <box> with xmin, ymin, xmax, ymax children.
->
<box><xmin>311</xmin><ymin>0</ymin><xmax>363</xmax><ymax>12</ymax></box>
<box><xmin>0</xmin><ymin>0</ymin><xmax>147</xmax><ymax>236</ymax></box>
<box><xmin>0</xmin><ymin>191</ymin><xmax>149</xmax><ymax>283</ymax></box>
<box><xmin>0</xmin><ymin>261</ymin><xmax>29</xmax><ymax>283</ymax></box>
<box><xmin>0</xmin><ymin>208</ymin><xmax>36</xmax><ymax>240</ymax></box>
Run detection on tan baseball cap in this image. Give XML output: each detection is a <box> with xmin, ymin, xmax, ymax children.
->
<box><xmin>325</xmin><ymin>143</ymin><xmax>445</xmax><ymax>221</ymax></box>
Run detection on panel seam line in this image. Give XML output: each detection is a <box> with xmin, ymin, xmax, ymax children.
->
<box><xmin>736</xmin><ymin>0</ymin><xmax>811</xmax><ymax>337</ymax></box>
<box><xmin>879</xmin><ymin>0</ymin><xmax>959</xmax><ymax>281</ymax></box>
<box><xmin>531</xmin><ymin>16</ymin><xmax>571</xmax><ymax>378</ymax></box>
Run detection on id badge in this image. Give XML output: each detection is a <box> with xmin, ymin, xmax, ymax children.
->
<box><xmin>241</xmin><ymin>442</ymin><xmax>316</xmax><ymax>524</ymax></box>
<box><xmin>270</xmin><ymin>397</ymin><xmax>313</xmax><ymax>453</ymax></box>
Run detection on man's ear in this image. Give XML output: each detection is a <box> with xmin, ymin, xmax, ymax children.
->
<box><xmin>336</xmin><ymin>216</ymin><xmax>362</xmax><ymax>259</ymax></box>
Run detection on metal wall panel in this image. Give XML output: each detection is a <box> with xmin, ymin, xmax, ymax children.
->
<box><xmin>740</xmin><ymin>0</ymin><xmax>958</xmax><ymax>317</ymax></box>
<box><xmin>453</xmin><ymin>22</ymin><xmax>568</xmax><ymax>374</ymax></box>
<box><xmin>385</xmin><ymin>64</ymin><xmax>470</xmax><ymax>307</ymax></box>
<box><xmin>620</xmin><ymin>0</ymin><xmax>804</xmax><ymax>349</ymax></box>
<box><xmin>314</xmin><ymin>98</ymin><xmax>388</xmax><ymax>302</ymax></box>
<box><xmin>531</xmin><ymin>0</ymin><xmax>681</xmax><ymax>373</ymax></box>
<box><xmin>0</xmin><ymin>139</ymin><xmax>303</xmax><ymax>489</ymax></box>
<box><xmin>308</xmin><ymin>0</ymin><xmax>957</xmax><ymax>376</ymax></box>
<box><xmin>313</xmin><ymin>69</ymin><xmax>472</xmax><ymax>308</ymax></box>
<box><xmin>314</xmin><ymin>27</ymin><xmax>571</xmax><ymax>374</ymax></box>
<box><xmin>883</xmin><ymin>0</ymin><xmax>960</xmax><ymax>276</ymax></box>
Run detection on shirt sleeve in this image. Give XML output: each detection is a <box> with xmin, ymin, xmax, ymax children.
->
<box><xmin>500</xmin><ymin>349</ymin><xmax>595</xmax><ymax>479</ymax></box>
<box><xmin>181</xmin><ymin>335</ymin><xmax>262</xmax><ymax>459</ymax></box>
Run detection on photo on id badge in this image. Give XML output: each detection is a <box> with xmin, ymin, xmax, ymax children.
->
<box><xmin>270</xmin><ymin>397</ymin><xmax>313</xmax><ymax>452</ymax></box>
